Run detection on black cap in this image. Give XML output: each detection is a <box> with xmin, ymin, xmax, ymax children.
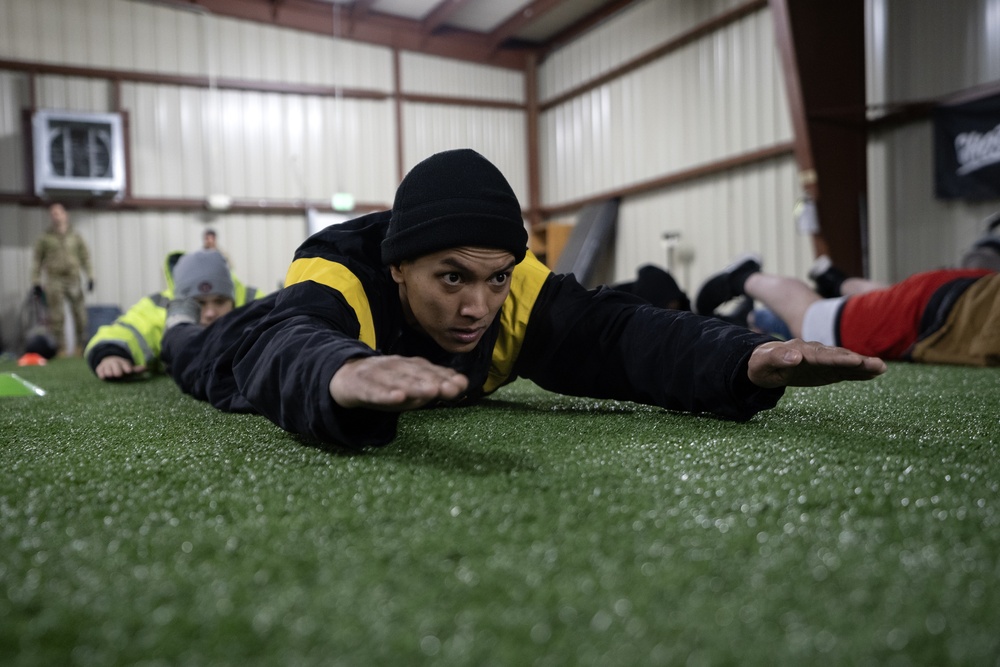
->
<box><xmin>381</xmin><ymin>149</ymin><xmax>528</xmax><ymax>265</ymax></box>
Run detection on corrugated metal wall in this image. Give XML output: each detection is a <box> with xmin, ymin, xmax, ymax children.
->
<box><xmin>0</xmin><ymin>0</ymin><xmax>527</xmax><ymax>350</ymax></box>
<box><xmin>537</xmin><ymin>0</ymin><xmax>746</xmax><ymax>100</ymax></box>
<box><xmin>123</xmin><ymin>84</ymin><xmax>397</xmax><ymax>201</ymax></box>
<box><xmin>398</xmin><ymin>52</ymin><xmax>528</xmax><ymax>199</ymax></box>
<box><xmin>537</xmin><ymin>0</ymin><xmax>808</xmax><ymax>289</ymax></box>
<box><xmin>613</xmin><ymin>159</ymin><xmax>804</xmax><ymax>298</ymax></box>
<box><xmin>2</xmin><ymin>0</ymin><xmax>992</xmax><ymax>352</ymax></box>
<box><xmin>866</xmin><ymin>0</ymin><xmax>1000</xmax><ymax>283</ymax></box>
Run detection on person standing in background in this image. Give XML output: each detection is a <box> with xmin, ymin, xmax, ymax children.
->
<box><xmin>31</xmin><ymin>202</ymin><xmax>94</xmax><ymax>357</ymax></box>
<box><xmin>203</xmin><ymin>228</ymin><xmax>231</xmax><ymax>267</ymax></box>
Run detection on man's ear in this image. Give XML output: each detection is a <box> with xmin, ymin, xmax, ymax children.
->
<box><xmin>389</xmin><ymin>263</ymin><xmax>405</xmax><ymax>284</ymax></box>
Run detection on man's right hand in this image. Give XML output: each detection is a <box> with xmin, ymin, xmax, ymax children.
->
<box><xmin>95</xmin><ymin>355</ymin><xmax>146</xmax><ymax>380</ymax></box>
<box><xmin>329</xmin><ymin>355</ymin><xmax>469</xmax><ymax>411</ymax></box>
<box><xmin>747</xmin><ymin>339</ymin><xmax>886</xmax><ymax>389</ymax></box>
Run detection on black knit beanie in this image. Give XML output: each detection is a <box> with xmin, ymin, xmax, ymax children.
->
<box><xmin>381</xmin><ymin>149</ymin><xmax>528</xmax><ymax>265</ymax></box>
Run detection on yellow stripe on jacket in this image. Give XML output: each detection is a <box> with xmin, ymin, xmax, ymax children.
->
<box><xmin>284</xmin><ymin>251</ymin><xmax>551</xmax><ymax>390</ymax></box>
<box><xmin>485</xmin><ymin>251</ymin><xmax>551</xmax><ymax>394</ymax></box>
<box><xmin>285</xmin><ymin>257</ymin><xmax>377</xmax><ymax>349</ymax></box>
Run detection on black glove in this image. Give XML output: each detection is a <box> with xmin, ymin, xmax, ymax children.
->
<box><xmin>32</xmin><ymin>284</ymin><xmax>44</xmax><ymax>298</ymax></box>
<box><xmin>87</xmin><ymin>279</ymin><xmax>94</xmax><ymax>292</ymax></box>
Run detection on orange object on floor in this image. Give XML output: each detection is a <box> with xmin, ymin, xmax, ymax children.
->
<box><xmin>17</xmin><ymin>353</ymin><xmax>47</xmax><ymax>366</ymax></box>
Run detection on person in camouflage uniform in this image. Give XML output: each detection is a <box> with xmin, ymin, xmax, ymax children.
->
<box><xmin>31</xmin><ymin>203</ymin><xmax>95</xmax><ymax>356</ymax></box>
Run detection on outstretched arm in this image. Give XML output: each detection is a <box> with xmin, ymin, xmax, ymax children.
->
<box><xmin>329</xmin><ymin>355</ymin><xmax>469</xmax><ymax>411</ymax></box>
<box><xmin>747</xmin><ymin>339</ymin><xmax>887</xmax><ymax>389</ymax></box>
<box><xmin>95</xmin><ymin>354</ymin><xmax>147</xmax><ymax>380</ymax></box>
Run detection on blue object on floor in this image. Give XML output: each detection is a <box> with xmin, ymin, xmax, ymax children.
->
<box><xmin>752</xmin><ymin>307</ymin><xmax>792</xmax><ymax>340</ymax></box>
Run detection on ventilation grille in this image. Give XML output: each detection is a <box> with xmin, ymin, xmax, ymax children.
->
<box><xmin>32</xmin><ymin>109</ymin><xmax>125</xmax><ymax>199</ymax></box>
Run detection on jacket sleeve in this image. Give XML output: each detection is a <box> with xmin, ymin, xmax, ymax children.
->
<box><xmin>85</xmin><ymin>293</ymin><xmax>167</xmax><ymax>374</ymax></box>
<box><xmin>230</xmin><ymin>281</ymin><xmax>400</xmax><ymax>448</ymax></box>
<box><xmin>516</xmin><ymin>273</ymin><xmax>784</xmax><ymax>422</ymax></box>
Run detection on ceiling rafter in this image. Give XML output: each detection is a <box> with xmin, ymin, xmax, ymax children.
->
<box><xmin>540</xmin><ymin>0</ymin><xmax>636</xmax><ymax>56</ymax></box>
<box><xmin>421</xmin><ymin>0</ymin><xmax>477</xmax><ymax>36</ymax></box>
<box><xmin>485</xmin><ymin>0</ymin><xmax>566</xmax><ymax>53</ymax></box>
<box><xmin>172</xmin><ymin>0</ymin><xmax>636</xmax><ymax>68</ymax></box>
<box><xmin>349</xmin><ymin>0</ymin><xmax>377</xmax><ymax>22</ymax></box>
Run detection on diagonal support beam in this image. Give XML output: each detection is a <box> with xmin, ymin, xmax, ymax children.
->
<box><xmin>422</xmin><ymin>0</ymin><xmax>476</xmax><ymax>35</ymax></box>
<box><xmin>486</xmin><ymin>0</ymin><xmax>565</xmax><ymax>53</ymax></box>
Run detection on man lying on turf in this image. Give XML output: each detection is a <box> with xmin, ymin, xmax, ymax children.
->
<box><xmin>161</xmin><ymin>148</ymin><xmax>885</xmax><ymax>448</ymax></box>
<box><xmin>695</xmin><ymin>221</ymin><xmax>1000</xmax><ymax>367</ymax></box>
<box><xmin>86</xmin><ymin>250</ymin><xmax>265</xmax><ymax>380</ymax></box>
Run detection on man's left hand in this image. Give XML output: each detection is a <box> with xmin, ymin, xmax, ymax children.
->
<box><xmin>748</xmin><ymin>339</ymin><xmax>887</xmax><ymax>389</ymax></box>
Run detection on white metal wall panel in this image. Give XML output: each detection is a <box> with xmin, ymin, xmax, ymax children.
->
<box><xmin>884</xmin><ymin>0</ymin><xmax>999</xmax><ymax>101</ymax></box>
<box><xmin>35</xmin><ymin>74</ymin><xmax>113</xmax><ymax>113</ymax></box>
<box><xmin>611</xmin><ymin>156</ymin><xmax>811</xmax><ymax>295</ymax></box>
<box><xmin>0</xmin><ymin>0</ymin><xmax>393</xmax><ymax>91</ymax></box>
<box><xmin>865</xmin><ymin>0</ymin><xmax>1000</xmax><ymax>282</ymax></box>
<box><xmin>540</xmin><ymin>10</ymin><xmax>789</xmax><ymax>205</ymax></box>
<box><xmin>400</xmin><ymin>52</ymin><xmax>525</xmax><ymax>102</ymax></box>
<box><xmin>208</xmin><ymin>15</ymin><xmax>393</xmax><ymax>90</ymax></box>
<box><xmin>3</xmin><ymin>0</ymin><xmax>793</xmax><ymax>344</ymax></box>
<box><xmin>0</xmin><ymin>204</ymin><xmax>47</xmax><ymax>351</ymax></box>
<box><xmin>0</xmin><ymin>70</ymin><xmax>26</xmax><ymax>192</ymax></box>
<box><xmin>538</xmin><ymin>0</ymin><xmax>747</xmax><ymax>102</ymax></box>
<box><xmin>0</xmin><ymin>204</ymin><xmax>309</xmax><ymax>350</ymax></box>
<box><xmin>0</xmin><ymin>0</ymin><xmax>61</xmax><ymax>63</ymax></box>
<box><xmin>0</xmin><ymin>0</ymin><xmax>397</xmax><ymax>350</ymax></box>
<box><xmin>122</xmin><ymin>83</ymin><xmax>397</xmax><ymax>201</ymax></box>
<box><xmin>401</xmin><ymin>104</ymin><xmax>528</xmax><ymax>204</ymax></box>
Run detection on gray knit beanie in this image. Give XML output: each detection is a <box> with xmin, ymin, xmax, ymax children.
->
<box><xmin>173</xmin><ymin>250</ymin><xmax>235</xmax><ymax>300</ymax></box>
<box><xmin>381</xmin><ymin>149</ymin><xmax>528</xmax><ymax>265</ymax></box>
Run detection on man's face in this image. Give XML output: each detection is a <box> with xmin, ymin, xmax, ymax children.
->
<box><xmin>196</xmin><ymin>295</ymin><xmax>234</xmax><ymax>326</ymax></box>
<box><xmin>49</xmin><ymin>204</ymin><xmax>68</xmax><ymax>233</ymax></box>
<box><xmin>390</xmin><ymin>246</ymin><xmax>516</xmax><ymax>354</ymax></box>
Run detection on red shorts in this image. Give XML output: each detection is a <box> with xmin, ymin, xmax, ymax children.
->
<box><xmin>839</xmin><ymin>269</ymin><xmax>993</xmax><ymax>359</ymax></box>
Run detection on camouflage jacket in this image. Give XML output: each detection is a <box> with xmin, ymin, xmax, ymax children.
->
<box><xmin>32</xmin><ymin>228</ymin><xmax>94</xmax><ymax>282</ymax></box>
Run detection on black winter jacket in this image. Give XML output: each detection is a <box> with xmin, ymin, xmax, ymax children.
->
<box><xmin>165</xmin><ymin>212</ymin><xmax>783</xmax><ymax>447</ymax></box>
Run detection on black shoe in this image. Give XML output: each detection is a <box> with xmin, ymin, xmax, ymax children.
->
<box><xmin>165</xmin><ymin>297</ymin><xmax>201</xmax><ymax>330</ymax></box>
<box><xmin>808</xmin><ymin>255</ymin><xmax>849</xmax><ymax>298</ymax></box>
<box><xmin>970</xmin><ymin>211</ymin><xmax>1000</xmax><ymax>252</ymax></box>
<box><xmin>695</xmin><ymin>253</ymin><xmax>761</xmax><ymax>316</ymax></box>
<box><xmin>984</xmin><ymin>211</ymin><xmax>1000</xmax><ymax>234</ymax></box>
<box><xmin>716</xmin><ymin>296</ymin><xmax>754</xmax><ymax>327</ymax></box>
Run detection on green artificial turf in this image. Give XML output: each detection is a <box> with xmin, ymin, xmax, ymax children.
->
<box><xmin>1</xmin><ymin>358</ymin><xmax>998</xmax><ymax>666</ymax></box>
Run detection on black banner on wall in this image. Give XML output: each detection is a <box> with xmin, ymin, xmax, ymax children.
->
<box><xmin>933</xmin><ymin>92</ymin><xmax>1000</xmax><ymax>200</ymax></box>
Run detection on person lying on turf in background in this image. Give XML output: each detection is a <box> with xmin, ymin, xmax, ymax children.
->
<box><xmin>161</xmin><ymin>148</ymin><xmax>886</xmax><ymax>449</ymax></box>
<box><xmin>694</xmin><ymin>220</ymin><xmax>1000</xmax><ymax>367</ymax></box>
<box><xmin>86</xmin><ymin>250</ymin><xmax>265</xmax><ymax>380</ymax></box>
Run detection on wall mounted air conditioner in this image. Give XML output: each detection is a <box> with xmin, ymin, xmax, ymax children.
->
<box><xmin>32</xmin><ymin>109</ymin><xmax>126</xmax><ymax>199</ymax></box>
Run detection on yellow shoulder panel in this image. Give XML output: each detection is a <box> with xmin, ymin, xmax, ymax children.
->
<box><xmin>284</xmin><ymin>257</ymin><xmax>377</xmax><ymax>349</ymax></box>
<box><xmin>485</xmin><ymin>250</ymin><xmax>551</xmax><ymax>393</ymax></box>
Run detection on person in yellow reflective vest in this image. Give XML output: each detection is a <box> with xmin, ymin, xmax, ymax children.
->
<box><xmin>85</xmin><ymin>250</ymin><xmax>266</xmax><ymax>380</ymax></box>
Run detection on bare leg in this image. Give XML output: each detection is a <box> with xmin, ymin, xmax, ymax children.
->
<box><xmin>839</xmin><ymin>277</ymin><xmax>886</xmax><ymax>296</ymax></box>
<box><xmin>743</xmin><ymin>273</ymin><xmax>821</xmax><ymax>339</ymax></box>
